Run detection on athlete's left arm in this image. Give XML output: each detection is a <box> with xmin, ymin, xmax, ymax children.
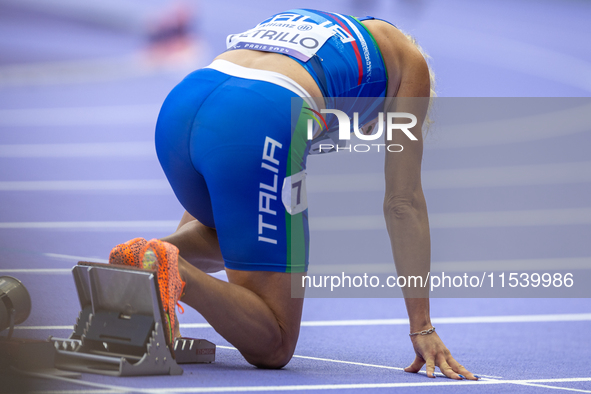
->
<box><xmin>382</xmin><ymin>42</ymin><xmax>478</xmax><ymax>380</ymax></box>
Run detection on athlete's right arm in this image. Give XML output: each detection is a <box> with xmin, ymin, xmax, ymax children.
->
<box><xmin>379</xmin><ymin>26</ymin><xmax>478</xmax><ymax>380</ymax></box>
<box><xmin>382</xmin><ymin>37</ymin><xmax>433</xmax><ymax>340</ymax></box>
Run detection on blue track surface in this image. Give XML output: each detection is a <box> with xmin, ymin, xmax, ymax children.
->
<box><xmin>1</xmin><ymin>0</ymin><xmax>590</xmax><ymax>392</ymax></box>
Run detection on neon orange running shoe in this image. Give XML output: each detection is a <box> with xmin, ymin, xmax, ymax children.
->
<box><xmin>139</xmin><ymin>239</ymin><xmax>186</xmax><ymax>345</ymax></box>
<box><xmin>109</xmin><ymin>237</ymin><xmax>147</xmax><ymax>267</ymax></box>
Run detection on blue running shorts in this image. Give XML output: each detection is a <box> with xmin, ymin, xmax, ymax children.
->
<box><xmin>155</xmin><ymin>60</ymin><xmax>312</xmax><ymax>273</ymax></box>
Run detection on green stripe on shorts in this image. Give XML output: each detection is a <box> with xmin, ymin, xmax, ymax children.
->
<box><xmin>285</xmin><ymin>99</ymin><xmax>310</xmax><ymax>273</ymax></box>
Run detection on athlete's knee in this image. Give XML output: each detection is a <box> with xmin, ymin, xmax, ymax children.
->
<box><xmin>246</xmin><ymin>339</ymin><xmax>295</xmax><ymax>369</ymax></box>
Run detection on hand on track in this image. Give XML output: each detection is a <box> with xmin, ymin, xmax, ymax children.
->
<box><xmin>404</xmin><ymin>332</ymin><xmax>478</xmax><ymax>380</ymax></box>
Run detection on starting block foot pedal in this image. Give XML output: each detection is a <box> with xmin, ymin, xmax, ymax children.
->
<box><xmin>51</xmin><ymin>262</ymin><xmax>215</xmax><ymax>376</ymax></box>
<box><xmin>0</xmin><ymin>338</ymin><xmax>80</xmax><ymax>378</ymax></box>
<box><xmin>174</xmin><ymin>337</ymin><xmax>215</xmax><ymax>364</ymax></box>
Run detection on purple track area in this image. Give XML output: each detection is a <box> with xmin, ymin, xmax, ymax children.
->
<box><xmin>1</xmin><ymin>0</ymin><xmax>591</xmax><ymax>393</ymax></box>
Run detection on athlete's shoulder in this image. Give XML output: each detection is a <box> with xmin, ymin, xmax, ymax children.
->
<box><xmin>362</xmin><ymin>20</ymin><xmax>429</xmax><ymax>98</ymax></box>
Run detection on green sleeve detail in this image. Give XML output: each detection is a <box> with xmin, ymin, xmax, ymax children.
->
<box><xmin>351</xmin><ymin>16</ymin><xmax>389</xmax><ymax>82</ymax></box>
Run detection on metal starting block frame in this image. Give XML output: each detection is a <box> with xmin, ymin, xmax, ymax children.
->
<box><xmin>50</xmin><ymin>262</ymin><xmax>215</xmax><ymax>377</ymax></box>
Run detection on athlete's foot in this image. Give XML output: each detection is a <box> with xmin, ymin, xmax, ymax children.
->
<box><xmin>109</xmin><ymin>237</ymin><xmax>147</xmax><ymax>267</ymax></box>
<box><xmin>139</xmin><ymin>239</ymin><xmax>186</xmax><ymax>345</ymax></box>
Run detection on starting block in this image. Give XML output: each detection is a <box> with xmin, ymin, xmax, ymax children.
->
<box><xmin>50</xmin><ymin>262</ymin><xmax>215</xmax><ymax>376</ymax></box>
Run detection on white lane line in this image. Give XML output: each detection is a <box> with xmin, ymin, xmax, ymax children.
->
<box><xmin>0</xmin><ymin>253</ymin><xmax>108</xmax><ymax>273</ymax></box>
<box><xmin>2</xmin><ymin>161</ymin><xmax>590</xmax><ymax>191</ymax></box>
<box><xmin>189</xmin><ymin>313</ymin><xmax>591</xmax><ymax>329</ymax></box>
<box><xmin>0</xmin><ymin>220</ymin><xmax>178</xmax><ymax>230</ymax></box>
<box><xmin>217</xmin><ymin>344</ymin><xmax>405</xmax><ymax>371</ymax></box>
<box><xmin>294</xmin><ymin>355</ymin><xmax>403</xmax><ymax>372</ymax></box>
<box><xmin>4</xmin><ymin>256</ymin><xmax>588</xmax><ymax>275</ymax></box>
<box><xmin>511</xmin><ymin>382</ymin><xmax>591</xmax><ymax>393</ymax></box>
<box><xmin>0</xmin><ymin>180</ymin><xmax>169</xmax><ymax>191</ymax></box>
<box><xmin>426</xmin><ymin>101</ymin><xmax>591</xmax><ymax>149</ymax></box>
<box><xmin>292</xmin><ymin>355</ymin><xmax>502</xmax><ymax>380</ymax></box>
<box><xmin>307</xmin><ymin>161</ymin><xmax>591</xmax><ymax>192</ymax></box>
<box><xmin>0</xmin><ymin>0</ymin><xmax>148</xmax><ymax>31</ymax></box>
<box><xmin>298</xmin><ymin>313</ymin><xmax>591</xmax><ymax>327</ymax></box>
<box><xmin>0</xmin><ymin>53</ymin><xmax>160</xmax><ymax>88</ymax></box>
<box><xmin>28</xmin><ymin>378</ymin><xmax>591</xmax><ymax>394</ymax></box>
<box><xmin>0</xmin><ymin>268</ymin><xmax>71</xmax><ymax>274</ymax></box>
<box><xmin>310</xmin><ymin>208</ymin><xmax>591</xmax><ymax>230</ymax></box>
<box><xmin>23</xmin><ymin>347</ymin><xmax>591</xmax><ymax>393</ymax></box>
<box><xmin>129</xmin><ymin>378</ymin><xmax>591</xmax><ymax>393</ymax></box>
<box><xmin>44</xmin><ymin>253</ymin><xmax>108</xmax><ymax>263</ymax></box>
<box><xmin>431</xmin><ymin>208</ymin><xmax>591</xmax><ymax>228</ymax></box>
<box><xmin>309</xmin><ymin>257</ymin><xmax>591</xmax><ymax>275</ymax></box>
<box><xmin>31</xmin><ymin>391</ymin><xmax>119</xmax><ymax>394</ymax></box>
<box><xmin>218</xmin><ymin>346</ymin><xmax>506</xmax><ymax>381</ymax></box>
<box><xmin>0</xmin><ymin>142</ymin><xmax>154</xmax><ymax>158</ymax></box>
<box><xmin>430</xmin><ymin>257</ymin><xmax>591</xmax><ymax>273</ymax></box>
<box><xmin>420</xmin><ymin>161</ymin><xmax>591</xmax><ymax>189</ymax></box>
<box><xmin>5</xmin><ymin>256</ymin><xmax>589</xmax><ymax>276</ymax></box>
<box><xmin>0</xmin><ymin>261</ymin><xmax>227</xmax><ymax>278</ymax></box>
<box><xmin>14</xmin><ymin>325</ymin><xmax>73</xmax><ymax>330</ymax></box>
<box><xmin>0</xmin><ymin>47</ymin><xmax>204</xmax><ymax>88</ymax></box>
<box><xmin>1</xmin><ymin>208</ymin><xmax>590</xmax><ymax>230</ymax></box>
<box><xmin>0</xmin><ymin>104</ymin><xmax>158</xmax><ymax>127</ymax></box>
<box><xmin>18</xmin><ymin>313</ymin><xmax>591</xmax><ymax>331</ymax></box>
<box><xmin>178</xmin><ymin>323</ymin><xmax>211</xmax><ymax>329</ymax></box>
<box><xmin>521</xmin><ymin>379</ymin><xmax>591</xmax><ymax>384</ymax></box>
<box><xmin>431</xmin><ymin>313</ymin><xmax>591</xmax><ymax>324</ymax></box>
<box><xmin>5</xmin><ymin>253</ymin><xmax>591</xmax><ymax>280</ymax></box>
<box><xmin>220</xmin><ymin>345</ymin><xmax>497</xmax><ymax>379</ymax></box>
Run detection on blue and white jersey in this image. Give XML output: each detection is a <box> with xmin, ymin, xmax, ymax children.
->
<box><xmin>226</xmin><ymin>9</ymin><xmax>390</xmax><ymax>153</ymax></box>
<box><xmin>227</xmin><ymin>9</ymin><xmax>388</xmax><ymax>99</ymax></box>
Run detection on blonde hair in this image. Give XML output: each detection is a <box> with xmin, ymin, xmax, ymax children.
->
<box><xmin>402</xmin><ymin>32</ymin><xmax>436</xmax><ymax>135</ymax></box>
<box><xmin>402</xmin><ymin>32</ymin><xmax>436</xmax><ymax>98</ymax></box>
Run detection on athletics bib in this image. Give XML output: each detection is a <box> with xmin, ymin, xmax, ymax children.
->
<box><xmin>226</xmin><ymin>13</ymin><xmax>335</xmax><ymax>61</ymax></box>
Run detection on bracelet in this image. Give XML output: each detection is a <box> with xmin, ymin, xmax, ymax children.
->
<box><xmin>409</xmin><ymin>327</ymin><xmax>436</xmax><ymax>336</ymax></box>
